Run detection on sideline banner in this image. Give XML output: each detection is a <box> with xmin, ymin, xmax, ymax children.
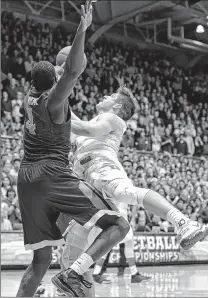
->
<box><xmin>1</xmin><ymin>232</ymin><xmax>208</xmax><ymax>267</ymax></box>
<box><xmin>107</xmin><ymin>233</ymin><xmax>208</xmax><ymax>265</ymax></box>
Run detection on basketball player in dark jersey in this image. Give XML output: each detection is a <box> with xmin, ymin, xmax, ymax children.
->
<box><xmin>16</xmin><ymin>2</ymin><xmax>129</xmax><ymax>297</ymax></box>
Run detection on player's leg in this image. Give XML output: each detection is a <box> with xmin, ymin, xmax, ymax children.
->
<box><xmin>48</xmin><ymin>173</ymin><xmax>130</xmax><ymax>297</ymax></box>
<box><xmin>57</xmin><ymin>214</ymin><xmax>95</xmax><ymax>296</ymax></box>
<box><xmin>59</xmin><ymin>219</ymin><xmax>95</xmax><ymax>296</ymax></box>
<box><xmin>17</xmin><ymin>247</ymin><xmax>52</xmax><ymax>297</ymax></box>
<box><xmin>118</xmin><ymin>243</ymin><xmax>126</xmax><ymax>276</ymax></box>
<box><xmin>53</xmin><ymin>216</ymin><xmax>128</xmax><ymax>297</ymax></box>
<box><xmin>118</xmin><ymin>224</ymin><xmax>152</xmax><ymax>283</ymax></box>
<box><xmin>100</xmin><ymin>251</ymin><xmax>111</xmax><ymax>275</ymax></box>
<box><xmin>123</xmin><ymin>238</ymin><xmax>151</xmax><ymax>283</ymax></box>
<box><xmin>107</xmin><ymin>179</ymin><xmax>208</xmax><ymax>250</ymax></box>
<box><xmin>16</xmin><ymin>166</ymin><xmax>64</xmax><ymax>297</ymax></box>
<box><xmin>92</xmin><ymin>253</ymin><xmax>111</xmax><ymax>284</ymax></box>
<box><xmin>142</xmin><ymin>190</ymin><xmax>207</xmax><ymax>249</ymax></box>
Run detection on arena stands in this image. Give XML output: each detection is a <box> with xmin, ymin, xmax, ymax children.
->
<box><xmin>1</xmin><ymin>11</ymin><xmax>208</xmax><ymax>231</ymax></box>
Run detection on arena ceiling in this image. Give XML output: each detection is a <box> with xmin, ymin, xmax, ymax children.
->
<box><xmin>2</xmin><ymin>0</ymin><xmax>208</xmax><ymax>55</ymax></box>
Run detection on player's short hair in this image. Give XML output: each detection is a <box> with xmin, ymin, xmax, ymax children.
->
<box><xmin>31</xmin><ymin>61</ymin><xmax>56</xmax><ymax>91</ymax></box>
<box><xmin>116</xmin><ymin>86</ymin><xmax>137</xmax><ymax>121</ymax></box>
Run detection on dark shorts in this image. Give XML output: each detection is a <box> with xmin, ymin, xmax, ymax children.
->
<box><xmin>18</xmin><ymin>161</ymin><xmax>119</xmax><ymax>250</ymax></box>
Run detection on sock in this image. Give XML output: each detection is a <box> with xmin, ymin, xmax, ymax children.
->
<box><xmin>70</xmin><ymin>253</ymin><xmax>94</xmax><ymax>276</ymax></box>
<box><xmin>93</xmin><ymin>265</ymin><xmax>102</xmax><ymax>275</ymax></box>
<box><xmin>167</xmin><ymin>208</ymin><xmax>189</xmax><ymax>231</ymax></box>
<box><xmin>129</xmin><ymin>265</ymin><xmax>138</xmax><ymax>276</ymax></box>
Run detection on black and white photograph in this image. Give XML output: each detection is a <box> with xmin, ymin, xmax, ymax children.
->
<box><xmin>1</xmin><ymin>0</ymin><xmax>208</xmax><ymax>297</ymax></box>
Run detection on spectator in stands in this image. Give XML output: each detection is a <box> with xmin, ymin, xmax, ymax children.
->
<box><xmin>24</xmin><ymin>55</ymin><xmax>36</xmax><ymax>74</ymax></box>
<box><xmin>1</xmin><ymin>206</ymin><xmax>12</xmax><ymax>231</ymax></box>
<box><xmin>161</xmin><ymin>127</ymin><xmax>174</xmax><ymax>153</ymax></box>
<box><xmin>135</xmin><ymin>215</ymin><xmax>151</xmax><ymax>232</ymax></box>
<box><xmin>122</xmin><ymin>128</ymin><xmax>134</xmax><ymax>148</ymax></box>
<box><xmin>12</xmin><ymin>54</ymin><xmax>26</xmax><ymax>79</ymax></box>
<box><xmin>135</xmin><ymin>130</ymin><xmax>151</xmax><ymax>151</ymax></box>
<box><xmin>147</xmin><ymin>215</ymin><xmax>165</xmax><ymax>233</ymax></box>
<box><xmin>1</xmin><ymin>176</ymin><xmax>12</xmax><ymax>198</ymax></box>
<box><xmin>5</xmin><ymin>78</ymin><xmax>17</xmax><ymax>101</ymax></box>
<box><xmin>1</xmin><ymin>47</ymin><xmax>10</xmax><ymax>74</ymax></box>
<box><xmin>175</xmin><ymin>132</ymin><xmax>188</xmax><ymax>155</ymax></box>
<box><xmin>195</xmin><ymin>130</ymin><xmax>204</xmax><ymax>156</ymax></box>
<box><xmin>151</xmin><ymin>129</ymin><xmax>161</xmax><ymax>152</ymax></box>
<box><xmin>202</xmin><ymin>135</ymin><xmax>208</xmax><ymax>156</ymax></box>
<box><xmin>122</xmin><ymin>160</ymin><xmax>134</xmax><ymax>180</ymax></box>
<box><xmin>1</xmin><ymin>91</ymin><xmax>12</xmax><ymax>114</ymax></box>
<box><xmin>184</xmin><ymin>129</ymin><xmax>195</xmax><ymax>156</ymax></box>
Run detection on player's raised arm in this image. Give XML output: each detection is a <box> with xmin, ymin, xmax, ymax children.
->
<box><xmin>71</xmin><ymin>118</ymin><xmax>113</xmax><ymax>137</ymax></box>
<box><xmin>47</xmin><ymin>0</ymin><xmax>93</xmax><ymax>113</ymax></box>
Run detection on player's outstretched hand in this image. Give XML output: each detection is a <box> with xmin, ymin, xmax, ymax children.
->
<box><xmin>79</xmin><ymin>0</ymin><xmax>93</xmax><ymax>32</ymax></box>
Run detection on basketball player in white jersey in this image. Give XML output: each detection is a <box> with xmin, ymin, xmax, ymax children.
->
<box><xmin>69</xmin><ymin>85</ymin><xmax>207</xmax><ymax>250</ymax></box>
<box><xmin>55</xmin><ymin>67</ymin><xmax>207</xmax><ymax>295</ymax></box>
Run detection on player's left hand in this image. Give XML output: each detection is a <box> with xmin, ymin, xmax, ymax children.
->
<box><xmin>79</xmin><ymin>0</ymin><xmax>93</xmax><ymax>32</ymax></box>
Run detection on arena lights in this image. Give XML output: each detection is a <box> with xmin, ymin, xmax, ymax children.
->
<box><xmin>196</xmin><ymin>24</ymin><xmax>205</xmax><ymax>33</ymax></box>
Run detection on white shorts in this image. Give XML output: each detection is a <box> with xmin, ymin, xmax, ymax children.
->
<box><xmin>62</xmin><ymin>153</ymin><xmax>148</xmax><ymax>267</ymax></box>
<box><xmin>74</xmin><ymin>153</ymin><xmax>149</xmax><ymax>206</ymax></box>
<box><xmin>74</xmin><ymin>151</ymin><xmax>128</xmax><ymax>184</ymax></box>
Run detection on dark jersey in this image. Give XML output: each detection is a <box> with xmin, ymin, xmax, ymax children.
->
<box><xmin>20</xmin><ymin>87</ymin><xmax>71</xmax><ymax>164</ymax></box>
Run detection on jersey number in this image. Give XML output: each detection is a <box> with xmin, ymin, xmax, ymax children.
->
<box><xmin>26</xmin><ymin>107</ymin><xmax>36</xmax><ymax>135</ymax></box>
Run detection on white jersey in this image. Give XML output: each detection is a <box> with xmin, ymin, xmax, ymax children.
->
<box><xmin>75</xmin><ymin>113</ymin><xmax>126</xmax><ymax>160</ymax></box>
<box><xmin>73</xmin><ymin>112</ymin><xmax>128</xmax><ymax>183</ymax></box>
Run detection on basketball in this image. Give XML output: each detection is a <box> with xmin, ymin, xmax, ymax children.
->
<box><xmin>56</xmin><ymin>46</ymin><xmax>87</xmax><ymax>69</ymax></box>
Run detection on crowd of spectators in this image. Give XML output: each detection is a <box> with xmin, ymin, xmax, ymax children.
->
<box><xmin>121</xmin><ymin>152</ymin><xmax>208</xmax><ymax>232</ymax></box>
<box><xmin>1</xmin><ymin>11</ymin><xmax>208</xmax><ymax>231</ymax></box>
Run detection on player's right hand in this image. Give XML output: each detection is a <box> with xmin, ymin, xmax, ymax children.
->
<box><xmin>79</xmin><ymin>0</ymin><xmax>93</xmax><ymax>32</ymax></box>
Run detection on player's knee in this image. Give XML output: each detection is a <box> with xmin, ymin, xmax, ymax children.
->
<box><xmin>138</xmin><ymin>188</ymin><xmax>152</xmax><ymax>207</ymax></box>
<box><xmin>115</xmin><ymin>216</ymin><xmax>130</xmax><ymax>237</ymax></box>
<box><xmin>113</xmin><ymin>183</ymin><xmax>138</xmax><ymax>205</ymax></box>
<box><xmin>96</xmin><ymin>214</ymin><xmax>130</xmax><ymax>237</ymax></box>
<box><xmin>33</xmin><ymin>246</ymin><xmax>52</xmax><ymax>266</ymax></box>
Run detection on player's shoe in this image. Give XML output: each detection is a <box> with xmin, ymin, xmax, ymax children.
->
<box><xmin>93</xmin><ymin>274</ymin><xmax>111</xmax><ymax>284</ymax></box>
<box><xmin>177</xmin><ymin>220</ymin><xmax>206</xmax><ymax>250</ymax></box>
<box><xmin>51</xmin><ymin>269</ymin><xmax>92</xmax><ymax>297</ymax></box>
<box><xmin>131</xmin><ymin>272</ymin><xmax>153</xmax><ymax>283</ymax></box>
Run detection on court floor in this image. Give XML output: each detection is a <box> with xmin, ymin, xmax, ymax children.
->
<box><xmin>1</xmin><ymin>265</ymin><xmax>208</xmax><ymax>297</ymax></box>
